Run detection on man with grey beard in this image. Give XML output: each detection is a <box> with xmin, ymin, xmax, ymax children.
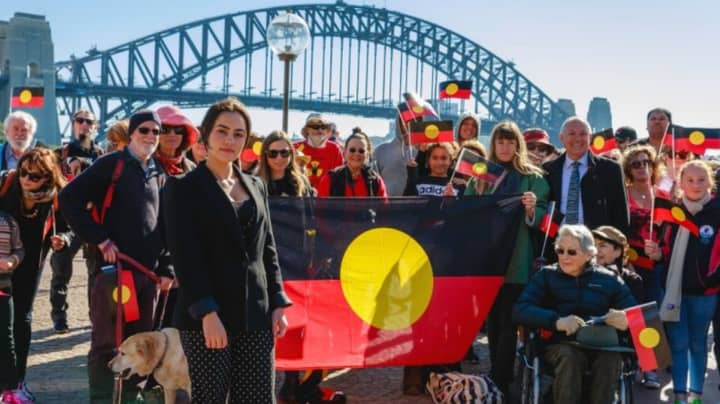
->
<box><xmin>59</xmin><ymin>110</ymin><xmax>174</xmax><ymax>403</ymax></box>
<box><xmin>0</xmin><ymin>111</ymin><xmax>43</xmax><ymax>170</ymax></box>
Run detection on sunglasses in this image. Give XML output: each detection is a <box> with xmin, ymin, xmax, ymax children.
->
<box><xmin>308</xmin><ymin>124</ymin><xmax>327</xmax><ymax>130</ymax></box>
<box><xmin>74</xmin><ymin>117</ymin><xmax>95</xmax><ymax>125</ymax></box>
<box><xmin>527</xmin><ymin>143</ymin><xmax>551</xmax><ymax>153</ymax></box>
<box><xmin>267</xmin><ymin>149</ymin><xmax>291</xmax><ymax>159</ymax></box>
<box><xmin>629</xmin><ymin>159</ymin><xmax>651</xmax><ymax>169</ymax></box>
<box><xmin>137</xmin><ymin>127</ymin><xmax>160</xmax><ymax>136</ymax></box>
<box><xmin>160</xmin><ymin>126</ymin><xmax>187</xmax><ymax>136</ymax></box>
<box><xmin>348</xmin><ymin>147</ymin><xmax>366</xmax><ymax>155</ymax></box>
<box><xmin>19</xmin><ymin>168</ymin><xmax>48</xmax><ymax>182</ymax></box>
<box><xmin>555</xmin><ymin>248</ymin><xmax>578</xmax><ymax>256</ymax></box>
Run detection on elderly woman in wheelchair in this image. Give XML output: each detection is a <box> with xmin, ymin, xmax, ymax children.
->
<box><xmin>512</xmin><ymin>224</ymin><xmax>637</xmax><ymax>404</ymax></box>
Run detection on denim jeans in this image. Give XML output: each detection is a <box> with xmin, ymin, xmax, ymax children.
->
<box><xmin>665</xmin><ymin>293</ymin><xmax>718</xmax><ymax>394</ymax></box>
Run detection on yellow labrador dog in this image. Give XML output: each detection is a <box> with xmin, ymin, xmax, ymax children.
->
<box><xmin>109</xmin><ymin>327</ymin><xmax>191</xmax><ymax>403</ymax></box>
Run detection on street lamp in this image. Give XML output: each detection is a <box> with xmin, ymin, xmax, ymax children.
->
<box><xmin>266</xmin><ymin>11</ymin><xmax>310</xmax><ymax>133</ymax></box>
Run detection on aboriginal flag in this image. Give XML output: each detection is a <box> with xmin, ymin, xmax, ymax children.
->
<box><xmin>409</xmin><ymin>121</ymin><xmax>454</xmax><ymax>144</ymax></box>
<box><xmin>455</xmin><ymin>148</ymin><xmax>506</xmax><ymax>185</ymax></box>
<box><xmin>272</xmin><ymin>195</ymin><xmax>523</xmax><ymax>369</ymax></box>
<box><xmin>539</xmin><ymin>203</ymin><xmax>563</xmax><ymax>239</ymax></box>
<box><xmin>664</xmin><ymin>125</ymin><xmax>720</xmax><ymax>155</ymax></box>
<box><xmin>627</xmin><ymin>240</ymin><xmax>655</xmax><ymax>271</ymax></box>
<box><xmin>397</xmin><ymin>102</ymin><xmax>420</xmax><ymax>124</ymax></box>
<box><xmin>241</xmin><ymin>140</ymin><xmax>263</xmax><ymax>163</ymax></box>
<box><xmin>403</xmin><ymin>92</ymin><xmax>440</xmax><ymax>119</ymax></box>
<box><xmin>626</xmin><ymin>302</ymin><xmax>671</xmax><ymax>371</ymax></box>
<box><xmin>590</xmin><ymin>128</ymin><xmax>615</xmax><ymax>154</ymax></box>
<box><xmin>653</xmin><ymin>197</ymin><xmax>699</xmax><ymax>236</ymax></box>
<box><xmin>11</xmin><ymin>87</ymin><xmax>44</xmax><ymax>108</ymax></box>
<box><xmin>439</xmin><ymin>80</ymin><xmax>472</xmax><ymax>100</ymax></box>
<box><xmin>113</xmin><ymin>269</ymin><xmax>140</xmax><ymax>322</ymax></box>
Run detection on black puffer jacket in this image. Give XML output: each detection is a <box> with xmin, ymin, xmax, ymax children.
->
<box><xmin>513</xmin><ymin>263</ymin><xmax>636</xmax><ymax>342</ymax></box>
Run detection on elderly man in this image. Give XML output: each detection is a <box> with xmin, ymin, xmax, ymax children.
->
<box><xmin>294</xmin><ymin>113</ymin><xmax>344</xmax><ymax>188</ymax></box>
<box><xmin>60</xmin><ymin>110</ymin><xmax>174</xmax><ymax>403</ymax></box>
<box><xmin>0</xmin><ymin>111</ymin><xmax>42</xmax><ymax>170</ymax></box>
<box><xmin>543</xmin><ymin>117</ymin><xmax>629</xmax><ymax>235</ymax></box>
<box><xmin>513</xmin><ymin>224</ymin><xmax>636</xmax><ymax>404</ymax></box>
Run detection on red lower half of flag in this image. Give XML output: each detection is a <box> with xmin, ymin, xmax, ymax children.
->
<box><xmin>117</xmin><ymin>270</ymin><xmax>140</xmax><ymax>322</ymax></box>
<box><xmin>409</xmin><ymin>130</ymin><xmax>454</xmax><ymax>145</ymax></box>
<box><xmin>11</xmin><ymin>96</ymin><xmax>44</xmax><ymax>108</ymax></box>
<box><xmin>591</xmin><ymin>138</ymin><xmax>616</xmax><ymax>154</ymax></box>
<box><xmin>539</xmin><ymin>214</ymin><xmax>559</xmax><ymax>238</ymax></box>
<box><xmin>275</xmin><ymin>276</ymin><xmax>503</xmax><ymax>369</ymax></box>
<box><xmin>439</xmin><ymin>89</ymin><xmax>471</xmax><ymax>99</ymax></box>
<box><xmin>456</xmin><ymin>161</ymin><xmax>500</xmax><ymax>183</ymax></box>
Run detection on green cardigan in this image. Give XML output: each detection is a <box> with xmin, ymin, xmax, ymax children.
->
<box><xmin>464</xmin><ymin>172</ymin><xmax>550</xmax><ymax>284</ymax></box>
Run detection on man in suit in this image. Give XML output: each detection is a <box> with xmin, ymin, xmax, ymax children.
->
<box><xmin>543</xmin><ymin>117</ymin><xmax>629</xmax><ymax>235</ymax></box>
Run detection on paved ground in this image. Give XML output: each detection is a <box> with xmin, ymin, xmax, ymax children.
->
<box><xmin>24</xmin><ymin>257</ymin><xmax>720</xmax><ymax>403</ymax></box>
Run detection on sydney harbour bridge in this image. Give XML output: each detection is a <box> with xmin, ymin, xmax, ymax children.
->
<box><xmin>0</xmin><ymin>1</ymin><xmax>597</xmax><ymax>144</ymax></box>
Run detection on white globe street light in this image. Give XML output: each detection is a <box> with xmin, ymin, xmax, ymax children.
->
<box><xmin>267</xmin><ymin>12</ymin><xmax>310</xmax><ymax>133</ymax></box>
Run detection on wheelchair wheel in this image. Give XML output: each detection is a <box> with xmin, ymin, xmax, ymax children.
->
<box><xmin>616</xmin><ymin>356</ymin><xmax>635</xmax><ymax>404</ymax></box>
<box><xmin>519</xmin><ymin>342</ymin><xmax>543</xmax><ymax>404</ymax></box>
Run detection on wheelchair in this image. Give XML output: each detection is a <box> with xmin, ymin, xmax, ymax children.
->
<box><xmin>517</xmin><ymin>326</ymin><xmax>638</xmax><ymax>404</ymax></box>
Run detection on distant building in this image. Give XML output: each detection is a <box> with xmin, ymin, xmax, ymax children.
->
<box><xmin>587</xmin><ymin>97</ymin><xmax>612</xmax><ymax>133</ymax></box>
<box><xmin>556</xmin><ymin>98</ymin><xmax>576</xmax><ymax>116</ymax></box>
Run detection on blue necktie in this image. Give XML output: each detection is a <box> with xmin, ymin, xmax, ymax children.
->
<box><xmin>566</xmin><ymin>161</ymin><xmax>581</xmax><ymax>224</ymax></box>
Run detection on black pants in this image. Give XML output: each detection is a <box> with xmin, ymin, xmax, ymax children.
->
<box><xmin>0</xmin><ymin>291</ymin><xmax>17</xmax><ymax>390</ymax></box>
<box><xmin>180</xmin><ymin>329</ymin><xmax>275</xmax><ymax>404</ymax></box>
<box><xmin>487</xmin><ymin>283</ymin><xmax>525</xmax><ymax>395</ymax></box>
<box><xmin>87</xmin><ymin>271</ymin><xmax>157</xmax><ymax>403</ymax></box>
<box><xmin>12</xmin><ymin>260</ymin><xmax>44</xmax><ymax>383</ymax></box>
<box><xmin>50</xmin><ymin>238</ymin><xmax>96</xmax><ymax>322</ymax></box>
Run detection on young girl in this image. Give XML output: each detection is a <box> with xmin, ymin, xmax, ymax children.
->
<box><xmin>645</xmin><ymin>160</ymin><xmax>720</xmax><ymax>404</ymax></box>
<box><xmin>404</xmin><ymin>142</ymin><xmax>458</xmax><ymax>197</ymax></box>
<box><xmin>0</xmin><ymin>210</ymin><xmax>26</xmax><ymax>403</ymax></box>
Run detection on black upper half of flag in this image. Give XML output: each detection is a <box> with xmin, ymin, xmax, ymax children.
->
<box><xmin>12</xmin><ymin>86</ymin><xmax>44</xmax><ymax>97</ymax></box>
<box><xmin>269</xmin><ymin>196</ymin><xmax>523</xmax><ymax>281</ymax></box>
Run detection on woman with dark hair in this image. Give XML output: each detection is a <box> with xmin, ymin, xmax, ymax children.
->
<box><xmin>464</xmin><ymin>120</ymin><xmax>549</xmax><ymax>396</ymax></box>
<box><xmin>0</xmin><ymin>148</ymin><xmax>70</xmax><ymax>402</ymax></box>
<box><xmin>317</xmin><ymin>130</ymin><xmax>387</xmax><ymax>197</ymax></box>
<box><xmin>155</xmin><ymin>105</ymin><xmax>199</xmax><ymax>176</ymax></box>
<box><xmin>404</xmin><ymin>142</ymin><xmax>458</xmax><ymax>197</ymax></box>
<box><xmin>163</xmin><ymin>97</ymin><xmax>291</xmax><ymax>403</ymax></box>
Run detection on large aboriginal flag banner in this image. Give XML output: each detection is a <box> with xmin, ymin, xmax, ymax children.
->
<box><xmin>625</xmin><ymin>302</ymin><xmax>671</xmax><ymax>371</ymax></box>
<box><xmin>271</xmin><ymin>196</ymin><xmax>523</xmax><ymax>369</ymax></box>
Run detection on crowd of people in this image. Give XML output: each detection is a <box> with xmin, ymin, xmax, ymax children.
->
<box><xmin>0</xmin><ymin>101</ymin><xmax>718</xmax><ymax>404</ymax></box>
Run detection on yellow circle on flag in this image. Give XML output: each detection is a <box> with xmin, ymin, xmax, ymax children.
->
<box><xmin>446</xmin><ymin>83</ymin><xmax>459</xmax><ymax>95</ymax></box>
<box><xmin>411</xmin><ymin>105</ymin><xmax>424</xmax><ymax>114</ymax></box>
<box><xmin>593</xmin><ymin>136</ymin><xmax>605</xmax><ymax>150</ymax></box>
<box><xmin>638</xmin><ymin>327</ymin><xmax>660</xmax><ymax>349</ymax></box>
<box><xmin>689</xmin><ymin>131</ymin><xmax>705</xmax><ymax>146</ymax></box>
<box><xmin>252</xmin><ymin>141</ymin><xmax>263</xmax><ymax>156</ymax></box>
<box><xmin>472</xmin><ymin>162</ymin><xmax>487</xmax><ymax>175</ymax></box>
<box><xmin>112</xmin><ymin>285</ymin><xmax>131</xmax><ymax>304</ymax></box>
<box><xmin>19</xmin><ymin>89</ymin><xmax>32</xmax><ymax>104</ymax></box>
<box><xmin>425</xmin><ymin>124</ymin><xmax>440</xmax><ymax>139</ymax></box>
<box><xmin>627</xmin><ymin>248</ymin><xmax>638</xmax><ymax>261</ymax></box>
<box><xmin>340</xmin><ymin>227</ymin><xmax>433</xmax><ymax>330</ymax></box>
<box><xmin>670</xmin><ymin>206</ymin><xmax>686</xmax><ymax>222</ymax></box>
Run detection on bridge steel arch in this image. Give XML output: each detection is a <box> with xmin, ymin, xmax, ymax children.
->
<box><xmin>55</xmin><ymin>2</ymin><xmax>568</xmax><ymax>136</ymax></box>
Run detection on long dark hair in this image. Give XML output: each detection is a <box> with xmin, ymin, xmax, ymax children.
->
<box><xmin>17</xmin><ymin>147</ymin><xmax>67</xmax><ymax>191</ymax></box>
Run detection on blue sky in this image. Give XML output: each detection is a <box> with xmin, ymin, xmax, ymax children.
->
<box><xmin>3</xmin><ymin>0</ymin><xmax>718</xmax><ymax>140</ymax></box>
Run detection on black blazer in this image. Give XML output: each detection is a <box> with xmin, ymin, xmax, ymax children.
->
<box><xmin>163</xmin><ymin>162</ymin><xmax>291</xmax><ymax>333</ymax></box>
<box><xmin>543</xmin><ymin>152</ymin><xmax>629</xmax><ymax>235</ymax></box>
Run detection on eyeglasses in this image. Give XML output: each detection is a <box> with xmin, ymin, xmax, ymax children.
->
<box><xmin>160</xmin><ymin>126</ymin><xmax>187</xmax><ymax>136</ymax></box>
<box><xmin>19</xmin><ymin>168</ymin><xmax>48</xmax><ymax>182</ymax></box>
<box><xmin>307</xmin><ymin>124</ymin><xmax>327</xmax><ymax>130</ymax></box>
<box><xmin>137</xmin><ymin>127</ymin><xmax>160</xmax><ymax>136</ymax></box>
<box><xmin>267</xmin><ymin>149</ymin><xmax>291</xmax><ymax>159</ymax></box>
<box><xmin>527</xmin><ymin>143</ymin><xmax>551</xmax><ymax>153</ymax></box>
<box><xmin>348</xmin><ymin>147</ymin><xmax>366</xmax><ymax>155</ymax></box>
<box><xmin>74</xmin><ymin>117</ymin><xmax>95</xmax><ymax>125</ymax></box>
<box><xmin>629</xmin><ymin>159</ymin><xmax>651</xmax><ymax>169</ymax></box>
<box><xmin>555</xmin><ymin>248</ymin><xmax>578</xmax><ymax>256</ymax></box>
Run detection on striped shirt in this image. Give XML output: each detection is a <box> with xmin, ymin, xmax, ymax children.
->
<box><xmin>0</xmin><ymin>210</ymin><xmax>24</xmax><ymax>289</ymax></box>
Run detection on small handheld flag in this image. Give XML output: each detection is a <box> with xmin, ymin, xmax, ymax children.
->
<box><xmin>653</xmin><ymin>197</ymin><xmax>699</xmax><ymax>236</ymax></box>
<box><xmin>539</xmin><ymin>207</ymin><xmax>564</xmax><ymax>239</ymax></box>
<box><xmin>11</xmin><ymin>87</ymin><xmax>44</xmax><ymax>108</ymax></box>
<box><xmin>112</xmin><ymin>269</ymin><xmax>140</xmax><ymax>322</ymax></box>
<box><xmin>409</xmin><ymin>121</ymin><xmax>454</xmax><ymax>145</ymax></box>
<box><xmin>625</xmin><ymin>302</ymin><xmax>671</xmax><ymax>371</ymax></box>
<box><xmin>396</xmin><ymin>102</ymin><xmax>421</xmax><ymax>124</ymax></box>
<box><xmin>403</xmin><ymin>92</ymin><xmax>440</xmax><ymax>119</ymax></box>
<box><xmin>664</xmin><ymin>125</ymin><xmax>720</xmax><ymax>155</ymax></box>
<box><xmin>439</xmin><ymin>80</ymin><xmax>472</xmax><ymax>100</ymax></box>
<box><xmin>455</xmin><ymin>148</ymin><xmax>506</xmax><ymax>185</ymax></box>
<box><xmin>590</xmin><ymin>128</ymin><xmax>615</xmax><ymax>154</ymax></box>
<box><xmin>627</xmin><ymin>240</ymin><xmax>655</xmax><ymax>271</ymax></box>
<box><xmin>241</xmin><ymin>140</ymin><xmax>263</xmax><ymax>163</ymax></box>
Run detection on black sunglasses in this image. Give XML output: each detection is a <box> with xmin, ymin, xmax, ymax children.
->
<box><xmin>348</xmin><ymin>147</ymin><xmax>366</xmax><ymax>155</ymax></box>
<box><xmin>267</xmin><ymin>149</ymin><xmax>291</xmax><ymax>159</ymax></box>
<box><xmin>527</xmin><ymin>143</ymin><xmax>551</xmax><ymax>153</ymax></box>
<box><xmin>629</xmin><ymin>159</ymin><xmax>650</xmax><ymax>169</ymax></box>
<box><xmin>160</xmin><ymin>126</ymin><xmax>187</xmax><ymax>136</ymax></box>
<box><xmin>308</xmin><ymin>124</ymin><xmax>327</xmax><ymax>130</ymax></box>
<box><xmin>137</xmin><ymin>127</ymin><xmax>160</xmax><ymax>136</ymax></box>
<box><xmin>555</xmin><ymin>248</ymin><xmax>578</xmax><ymax>256</ymax></box>
<box><xmin>74</xmin><ymin>117</ymin><xmax>95</xmax><ymax>125</ymax></box>
<box><xmin>19</xmin><ymin>168</ymin><xmax>48</xmax><ymax>182</ymax></box>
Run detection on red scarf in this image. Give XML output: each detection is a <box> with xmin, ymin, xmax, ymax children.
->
<box><xmin>155</xmin><ymin>153</ymin><xmax>185</xmax><ymax>176</ymax></box>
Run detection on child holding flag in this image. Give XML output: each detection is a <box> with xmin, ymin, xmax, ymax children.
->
<box><xmin>404</xmin><ymin>142</ymin><xmax>459</xmax><ymax>197</ymax></box>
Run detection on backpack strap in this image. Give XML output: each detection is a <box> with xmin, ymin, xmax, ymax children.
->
<box><xmin>91</xmin><ymin>158</ymin><xmax>125</xmax><ymax>224</ymax></box>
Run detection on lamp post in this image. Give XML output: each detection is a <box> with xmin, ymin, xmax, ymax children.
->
<box><xmin>266</xmin><ymin>12</ymin><xmax>310</xmax><ymax>134</ymax></box>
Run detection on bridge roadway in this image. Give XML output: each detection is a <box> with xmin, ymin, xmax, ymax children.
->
<box><xmin>26</xmin><ymin>257</ymin><xmax>720</xmax><ymax>403</ymax></box>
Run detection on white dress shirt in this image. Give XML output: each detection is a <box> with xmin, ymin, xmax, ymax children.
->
<box><xmin>560</xmin><ymin>152</ymin><xmax>589</xmax><ymax>224</ymax></box>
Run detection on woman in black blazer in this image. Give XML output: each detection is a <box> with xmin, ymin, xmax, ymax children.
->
<box><xmin>163</xmin><ymin>97</ymin><xmax>291</xmax><ymax>404</ymax></box>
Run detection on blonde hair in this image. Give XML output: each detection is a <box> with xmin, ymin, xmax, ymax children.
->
<box><xmin>678</xmin><ymin>159</ymin><xmax>715</xmax><ymax>194</ymax></box>
<box><xmin>488</xmin><ymin>120</ymin><xmax>544</xmax><ymax>176</ymax></box>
